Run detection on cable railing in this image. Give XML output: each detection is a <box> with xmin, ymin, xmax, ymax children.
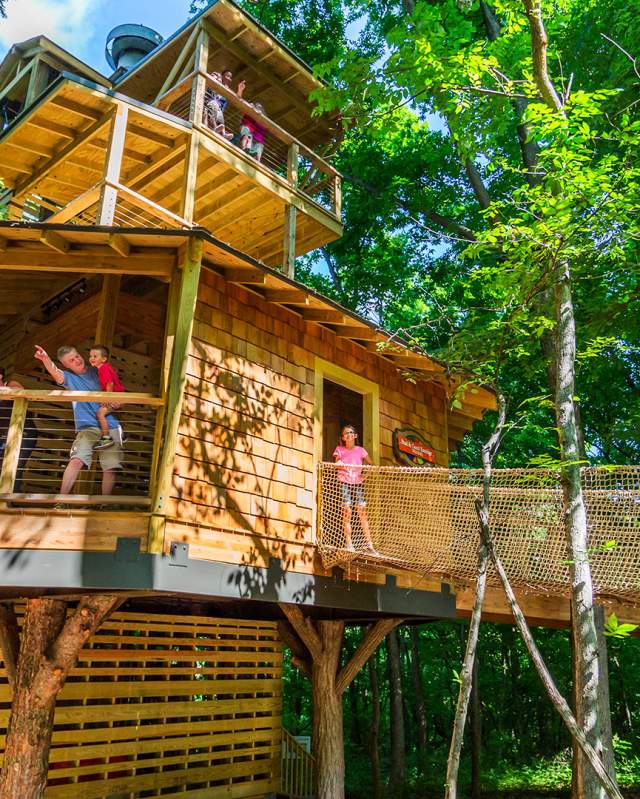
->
<box><xmin>0</xmin><ymin>390</ymin><xmax>164</xmax><ymax>509</ymax></box>
<box><xmin>281</xmin><ymin>729</ymin><xmax>315</xmax><ymax>799</ymax></box>
<box><xmin>157</xmin><ymin>71</ymin><xmax>342</xmax><ymax>219</ymax></box>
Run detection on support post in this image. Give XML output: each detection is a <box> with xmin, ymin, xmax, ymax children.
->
<box><xmin>95</xmin><ymin>104</ymin><xmax>128</xmax><ymax>225</ymax></box>
<box><xmin>283</xmin><ymin>204</ymin><xmax>297</xmax><ymax>278</ymax></box>
<box><xmin>0</xmin><ymin>398</ymin><xmax>27</xmax><ymax>504</ymax></box>
<box><xmin>333</xmin><ymin>175</ymin><xmax>342</xmax><ymax>218</ymax></box>
<box><xmin>189</xmin><ymin>27</ymin><xmax>209</xmax><ymax>125</ymax></box>
<box><xmin>180</xmin><ymin>131</ymin><xmax>200</xmax><ymax>224</ymax></box>
<box><xmin>95</xmin><ymin>275</ymin><xmax>121</xmax><ymax>348</ymax></box>
<box><xmin>287</xmin><ymin>143</ymin><xmax>299</xmax><ymax>188</ymax></box>
<box><xmin>148</xmin><ymin>237</ymin><xmax>203</xmax><ymax>553</ymax></box>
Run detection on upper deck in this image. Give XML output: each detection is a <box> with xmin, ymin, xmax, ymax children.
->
<box><xmin>0</xmin><ymin>0</ymin><xmax>343</xmax><ymax>272</ymax></box>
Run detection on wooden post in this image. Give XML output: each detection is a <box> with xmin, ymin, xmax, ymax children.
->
<box><xmin>148</xmin><ymin>237</ymin><xmax>203</xmax><ymax>553</ymax></box>
<box><xmin>287</xmin><ymin>142</ymin><xmax>299</xmax><ymax>188</ymax></box>
<box><xmin>283</xmin><ymin>205</ymin><xmax>297</xmax><ymax>279</ymax></box>
<box><xmin>333</xmin><ymin>175</ymin><xmax>342</xmax><ymax>219</ymax></box>
<box><xmin>0</xmin><ymin>398</ymin><xmax>27</xmax><ymax>504</ymax></box>
<box><xmin>189</xmin><ymin>27</ymin><xmax>209</xmax><ymax>125</ymax></box>
<box><xmin>180</xmin><ymin>131</ymin><xmax>200</xmax><ymax>224</ymax></box>
<box><xmin>95</xmin><ymin>275</ymin><xmax>121</xmax><ymax>348</ymax></box>
<box><xmin>153</xmin><ymin>23</ymin><xmax>199</xmax><ymax>104</ymax></box>
<box><xmin>95</xmin><ymin>104</ymin><xmax>129</xmax><ymax>225</ymax></box>
<box><xmin>24</xmin><ymin>57</ymin><xmax>50</xmax><ymax>106</ymax></box>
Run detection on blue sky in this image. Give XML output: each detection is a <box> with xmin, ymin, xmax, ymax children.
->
<box><xmin>0</xmin><ymin>0</ymin><xmax>195</xmax><ymax>75</ymax></box>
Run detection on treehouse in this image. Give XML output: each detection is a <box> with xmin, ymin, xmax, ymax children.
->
<box><xmin>0</xmin><ymin>4</ymin><xmax>638</xmax><ymax>798</ymax></box>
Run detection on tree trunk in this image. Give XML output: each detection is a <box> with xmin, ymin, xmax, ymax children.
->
<box><xmin>0</xmin><ymin>594</ymin><xmax>120</xmax><ymax>799</ymax></box>
<box><xmin>469</xmin><ymin>656</ymin><xmax>481</xmax><ymax>799</ymax></box>
<box><xmin>0</xmin><ymin>599</ymin><xmax>66</xmax><ymax>799</ymax></box>
<box><xmin>368</xmin><ymin>654</ymin><xmax>383</xmax><ymax>799</ymax></box>
<box><xmin>555</xmin><ymin>263</ymin><xmax>606</xmax><ymax>799</ymax></box>
<box><xmin>386</xmin><ymin>629</ymin><xmax>406</xmax><ymax>798</ymax></box>
<box><xmin>409</xmin><ymin>626</ymin><xmax>428</xmax><ymax>767</ymax></box>
<box><xmin>312</xmin><ymin>621</ymin><xmax>346</xmax><ymax>799</ymax></box>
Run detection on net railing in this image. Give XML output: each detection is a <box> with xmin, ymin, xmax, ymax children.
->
<box><xmin>0</xmin><ymin>391</ymin><xmax>163</xmax><ymax>508</ymax></box>
<box><xmin>316</xmin><ymin>463</ymin><xmax>640</xmax><ymax>602</ymax></box>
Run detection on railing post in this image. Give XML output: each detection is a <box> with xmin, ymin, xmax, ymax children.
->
<box><xmin>333</xmin><ymin>175</ymin><xmax>342</xmax><ymax>219</ymax></box>
<box><xmin>95</xmin><ymin>103</ymin><xmax>128</xmax><ymax>225</ymax></box>
<box><xmin>189</xmin><ymin>27</ymin><xmax>209</xmax><ymax>125</ymax></box>
<box><xmin>287</xmin><ymin>142</ymin><xmax>299</xmax><ymax>189</ymax></box>
<box><xmin>283</xmin><ymin>144</ymin><xmax>299</xmax><ymax>279</ymax></box>
<box><xmin>0</xmin><ymin>398</ymin><xmax>28</xmax><ymax>504</ymax></box>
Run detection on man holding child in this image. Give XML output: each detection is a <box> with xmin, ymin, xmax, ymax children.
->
<box><xmin>34</xmin><ymin>345</ymin><xmax>123</xmax><ymax>495</ymax></box>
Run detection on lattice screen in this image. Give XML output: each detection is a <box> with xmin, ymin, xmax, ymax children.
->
<box><xmin>0</xmin><ymin>610</ymin><xmax>283</xmax><ymax>798</ymax></box>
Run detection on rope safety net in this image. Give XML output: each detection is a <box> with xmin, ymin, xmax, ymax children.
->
<box><xmin>316</xmin><ymin>464</ymin><xmax>640</xmax><ymax>603</ymax></box>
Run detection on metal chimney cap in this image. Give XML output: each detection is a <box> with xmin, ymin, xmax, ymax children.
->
<box><xmin>105</xmin><ymin>23</ymin><xmax>163</xmax><ymax>71</ymax></box>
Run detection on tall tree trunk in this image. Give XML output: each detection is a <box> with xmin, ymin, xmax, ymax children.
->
<box><xmin>0</xmin><ymin>599</ymin><xmax>66</xmax><ymax>799</ymax></box>
<box><xmin>555</xmin><ymin>262</ymin><xmax>605</xmax><ymax>799</ymax></box>
<box><xmin>386</xmin><ymin>629</ymin><xmax>406</xmax><ymax>798</ymax></box>
<box><xmin>312</xmin><ymin>621</ymin><xmax>346</xmax><ymax>799</ymax></box>
<box><xmin>279</xmin><ymin>606</ymin><xmax>403</xmax><ymax>799</ymax></box>
<box><xmin>469</xmin><ymin>656</ymin><xmax>481</xmax><ymax>799</ymax></box>
<box><xmin>409</xmin><ymin>626</ymin><xmax>428</xmax><ymax>768</ymax></box>
<box><xmin>368</xmin><ymin>654</ymin><xmax>383</xmax><ymax>799</ymax></box>
<box><xmin>0</xmin><ymin>594</ymin><xmax>120</xmax><ymax>799</ymax></box>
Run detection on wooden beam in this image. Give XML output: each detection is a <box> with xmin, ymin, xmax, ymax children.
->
<box><xmin>95</xmin><ymin>275</ymin><xmax>121</xmax><ymax>348</ymax></box>
<box><xmin>14</xmin><ymin>109</ymin><xmax>113</xmax><ymax>200</ymax></box>
<box><xmin>149</xmin><ymin>237</ymin><xmax>203</xmax><ymax>553</ymax></box>
<box><xmin>264</xmin><ymin>289</ymin><xmax>310</xmax><ymax>305</ymax></box>
<box><xmin>332</xmin><ymin>325</ymin><xmax>378</xmax><ymax>340</ymax></box>
<box><xmin>223</xmin><ymin>268</ymin><xmax>267</xmax><ymax>285</ymax></box>
<box><xmin>180</xmin><ymin>131</ymin><xmax>200</xmax><ymax>223</ymax></box>
<box><xmin>108</xmin><ymin>182</ymin><xmax>191</xmax><ymax>229</ymax></box>
<box><xmin>96</xmin><ymin>103</ymin><xmax>129</xmax><ymax>225</ymax></box>
<box><xmin>0</xmin><ymin>236</ymin><xmax>8</xmax><ymax>252</ymax></box>
<box><xmin>153</xmin><ymin>24</ymin><xmax>199</xmax><ymax>104</ymax></box>
<box><xmin>0</xmin><ymin>250</ymin><xmax>174</xmax><ymax>279</ymax></box>
<box><xmin>0</xmin><ymin>494</ymin><xmax>151</xmax><ymax>506</ymax></box>
<box><xmin>301</xmin><ymin>308</ymin><xmax>345</xmax><ymax>323</ymax></box>
<box><xmin>282</xmin><ymin>204</ymin><xmax>296</xmax><ymax>278</ymax></box>
<box><xmin>1</xmin><ymin>389</ymin><xmax>162</xmax><ymax>405</ymax></box>
<box><xmin>39</xmin><ymin>230</ymin><xmax>69</xmax><ymax>254</ymax></box>
<box><xmin>107</xmin><ymin>234</ymin><xmax>130</xmax><ymax>257</ymax></box>
<box><xmin>25</xmin><ymin>56</ymin><xmax>50</xmax><ymax>106</ymax></box>
<box><xmin>127</xmin><ymin>123</ymin><xmax>176</xmax><ymax>150</ymax></box>
<box><xmin>189</xmin><ymin>27</ymin><xmax>209</xmax><ymax>125</ymax></box>
<box><xmin>0</xmin><ymin>399</ymin><xmax>27</xmax><ymax>504</ymax></box>
<box><xmin>125</xmin><ymin>144</ymin><xmax>187</xmax><ymax>192</ymax></box>
<box><xmin>45</xmin><ymin>183</ymin><xmax>101</xmax><ymax>223</ymax></box>
<box><xmin>0</xmin><ymin>58</ymin><xmax>35</xmax><ymax>105</ymax></box>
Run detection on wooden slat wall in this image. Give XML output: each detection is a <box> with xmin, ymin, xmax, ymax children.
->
<box><xmin>0</xmin><ymin>610</ymin><xmax>283</xmax><ymax>799</ymax></box>
<box><xmin>166</xmin><ymin>268</ymin><xmax>448</xmax><ymax>580</ymax></box>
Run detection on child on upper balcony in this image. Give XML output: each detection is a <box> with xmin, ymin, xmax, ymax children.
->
<box><xmin>88</xmin><ymin>345</ymin><xmax>125</xmax><ymax>451</ymax></box>
<box><xmin>333</xmin><ymin>424</ymin><xmax>378</xmax><ymax>555</ymax></box>
<box><xmin>205</xmin><ymin>68</ymin><xmax>246</xmax><ymax>140</ymax></box>
<box><xmin>239</xmin><ymin>101</ymin><xmax>267</xmax><ymax>162</ymax></box>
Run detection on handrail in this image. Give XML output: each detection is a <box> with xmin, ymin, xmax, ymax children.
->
<box><xmin>0</xmin><ymin>389</ymin><xmax>164</xmax><ymax>406</ymax></box>
<box><xmin>281</xmin><ymin>729</ymin><xmax>315</xmax><ymax>799</ymax></box>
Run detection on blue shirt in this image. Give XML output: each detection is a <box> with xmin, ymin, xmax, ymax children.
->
<box><xmin>62</xmin><ymin>367</ymin><xmax>118</xmax><ymax>431</ymax></box>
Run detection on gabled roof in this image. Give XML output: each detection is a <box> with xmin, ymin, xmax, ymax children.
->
<box><xmin>0</xmin><ymin>35</ymin><xmax>109</xmax><ymax>91</ymax></box>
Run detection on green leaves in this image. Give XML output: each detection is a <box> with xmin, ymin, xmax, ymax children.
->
<box><xmin>604</xmin><ymin>613</ymin><xmax>639</xmax><ymax>639</ymax></box>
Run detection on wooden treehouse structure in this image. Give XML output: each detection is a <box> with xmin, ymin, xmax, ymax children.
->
<box><xmin>0</xmin><ymin>3</ymin><xmax>638</xmax><ymax>797</ymax></box>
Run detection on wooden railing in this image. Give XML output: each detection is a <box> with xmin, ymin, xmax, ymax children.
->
<box><xmin>281</xmin><ymin>729</ymin><xmax>315</xmax><ymax>799</ymax></box>
<box><xmin>156</xmin><ymin>71</ymin><xmax>342</xmax><ymax>219</ymax></box>
<box><xmin>0</xmin><ymin>390</ymin><xmax>163</xmax><ymax>508</ymax></box>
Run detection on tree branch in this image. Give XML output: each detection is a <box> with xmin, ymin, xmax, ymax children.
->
<box><xmin>521</xmin><ymin>0</ymin><xmax>564</xmax><ymax>112</ymax></box>
<box><xmin>277</xmin><ymin>620</ymin><xmax>312</xmax><ymax>679</ymax></box>
<box><xmin>0</xmin><ymin>603</ymin><xmax>20</xmax><ymax>691</ymax></box>
<box><xmin>31</xmin><ymin>594</ymin><xmax>120</xmax><ymax>705</ymax></box>
<box><xmin>335</xmin><ymin>618</ymin><xmax>404</xmax><ymax>695</ymax></box>
<box><xmin>279</xmin><ymin>603</ymin><xmax>323</xmax><ymax>660</ymax></box>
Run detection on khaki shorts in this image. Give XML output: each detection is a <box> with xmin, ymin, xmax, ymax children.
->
<box><xmin>70</xmin><ymin>427</ymin><xmax>123</xmax><ymax>470</ymax></box>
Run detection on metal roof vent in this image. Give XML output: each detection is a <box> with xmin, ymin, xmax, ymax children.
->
<box><xmin>105</xmin><ymin>24</ymin><xmax>163</xmax><ymax>73</ymax></box>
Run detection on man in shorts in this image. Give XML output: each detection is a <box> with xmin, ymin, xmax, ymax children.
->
<box><xmin>34</xmin><ymin>344</ymin><xmax>123</xmax><ymax>495</ymax></box>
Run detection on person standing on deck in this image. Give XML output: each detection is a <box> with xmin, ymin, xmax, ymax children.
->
<box><xmin>33</xmin><ymin>345</ymin><xmax>123</xmax><ymax>496</ymax></box>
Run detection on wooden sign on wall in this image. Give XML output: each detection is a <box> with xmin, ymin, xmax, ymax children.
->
<box><xmin>392</xmin><ymin>427</ymin><xmax>436</xmax><ymax>466</ymax></box>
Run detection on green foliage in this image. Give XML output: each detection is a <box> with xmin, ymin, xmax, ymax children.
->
<box><xmin>604</xmin><ymin>613</ymin><xmax>639</xmax><ymax>639</ymax></box>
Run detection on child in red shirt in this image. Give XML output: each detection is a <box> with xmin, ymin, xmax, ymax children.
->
<box><xmin>333</xmin><ymin>424</ymin><xmax>378</xmax><ymax>554</ymax></box>
<box><xmin>88</xmin><ymin>345</ymin><xmax>125</xmax><ymax>451</ymax></box>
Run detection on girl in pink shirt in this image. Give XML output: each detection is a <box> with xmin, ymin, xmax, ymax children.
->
<box><xmin>333</xmin><ymin>425</ymin><xmax>378</xmax><ymax>554</ymax></box>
